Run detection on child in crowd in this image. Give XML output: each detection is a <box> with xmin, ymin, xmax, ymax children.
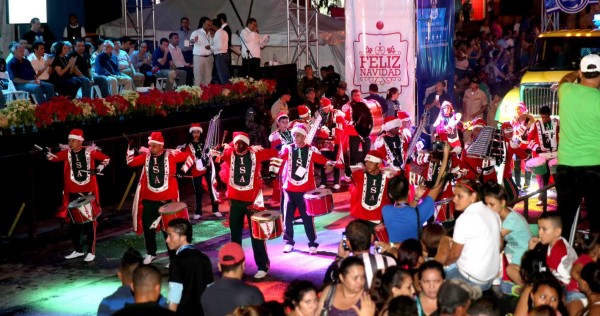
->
<box><xmin>370</xmin><ymin>266</ymin><xmax>415</xmax><ymax>312</ymax></box>
<box><xmin>432</xmin><ymin>101</ymin><xmax>462</xmax><ymax>150</ymax></box>
<box><xmin>566</xmin><ymin>233</ymin><xmax>600</xmax><ymax>316</ymax></box>
<box><xmin>529</xmin><ymin>213</ymin><xmax>578</xmax><ymax>287</ymax></box>
<box><xmin>420</xmin><ymin>223</ymin><xmax>453</xmax><ymax>265</ymax></box>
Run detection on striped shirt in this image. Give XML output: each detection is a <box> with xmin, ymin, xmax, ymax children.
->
<box><xmin>359</xmin><ymin>252</ymin><xmax>397</xmax><ymax>288</ymax></box>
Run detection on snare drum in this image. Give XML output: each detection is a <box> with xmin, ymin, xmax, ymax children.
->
<box><xmin>374</xmin><ymin>223</ymin><xmax>389</xmax><ymax>242</ymax></box>
<box><xmin>526</xmin><ymin>157</ymin><xmax>548</xmax><ymax>175</ymax></box>
<box><xmin>304</xmin><ymin>188</ymin><xmax>334</xmax><ymax>216</ymax></box>
<box><xmin>68</xmin><ymin>195</ymin><xmax>101</xmax><ymax>224</ymax></box>
<box><xmin>548</xmin><ymin>158</ymin><xmax>558</xmax><ymax>175</ymax></box>
<box><xmin>316</xmin><ymin>139</ymin><xmax>335</xmax><ymax>151</ymax></box>
<box><xmin>251</xmin><ymin>210</ymin><xmax>283</xmax><ymax>240</ymax></box>
<box><xmin>158</xmin><ymin>202</ymin><xmax>189</xmax><ymax>229</ymax></box>
<box><xmin>364</xmin><ymin>99</ymin><xmax>383</xmax><ymax>136</ymax></box>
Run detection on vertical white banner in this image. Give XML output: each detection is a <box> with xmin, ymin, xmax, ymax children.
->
<box><xmin>345</xmin><ymin>0</ymin><xmax>416</xmax><ymax>118</ymax></box>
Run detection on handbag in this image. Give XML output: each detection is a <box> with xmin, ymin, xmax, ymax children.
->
<box><xmin>320</xmin><ymin>284</ymin><xmax>337</xmax><ymax>316</ymax></box>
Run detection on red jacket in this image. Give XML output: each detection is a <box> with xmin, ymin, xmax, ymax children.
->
<box><xmin>503</xmin><ymin>139</ymin><xmax>528</xmax><ymax>179</ymax></box>
<box><xmin>220</xmin><ymin>147</ymin><xmax>278</xmax><ymax>202</ymax></box>
<box><xmin>183</xmin><ymin>142</ymin><xmax>208</xmax><ymax>178</ymax></box>
<box><xmin>349</xmin><ymin>169</ymin><xmax>392</xmax><ymax>221</ymax></box>
<box><xmin>280</xmin><ymin>144</ymin><xmax>330</xmax><ymax>192</ymax></box>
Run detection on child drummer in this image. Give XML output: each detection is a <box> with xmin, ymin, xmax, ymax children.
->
<box><xmin>212</xmin><ymin>132</ymin><xmax>278</xmax><ymax>279</ymax></box>
<box><xmin>46</xmin><ymin>129</ymin><xmax>110</xmax><ymax>262</ymax></box>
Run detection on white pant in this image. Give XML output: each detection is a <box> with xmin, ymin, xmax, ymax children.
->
<box><xmin>106</xmin><ymin>75</ymin><xmax>133</xmax><ymax>94</ymax></box>
<box><xmin>193</xmin><ymin>54</ymin><xmax>213</xmax><ymax>86</ymax></box>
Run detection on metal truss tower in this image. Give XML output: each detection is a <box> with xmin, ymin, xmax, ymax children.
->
<box><xmin>287</xmin><ymin>0</ymin><xmax>320</xmax><ymax>71</ymax></box>
<box><xmin>121</xmin><ymin>0</ymin><xmax>157</xmax><ymax>45</ymax></box>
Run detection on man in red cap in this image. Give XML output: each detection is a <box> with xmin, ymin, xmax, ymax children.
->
<box><xmin>127</xmin><ymin>131</ymin><xmax>194</xmax><ymax>264</ymax></box>
<box><xmin>348</xmin><ymin>150</ymin><xmax>396</xmax><ymax>230</ymax></box>
<box><xmin>268</xmin><ymin>113</ymin><xmax>292</xmax><ymax>206</ymax></box>
<box><xmin>214</xmin><ymin>132</ymin><xmax>278</xmax><ymax>279</ymax></box>
<box><xmin>182</xmin><ymin>123</ymin><xmax>221</xmax><ymax>220</ymax></box>
<box><xmin>373</xmin><ymin>116</ymin><xmax>407</xmax><ymax>168</ymax></box>
<box><xmin>315</xmin><ymin>98</ymin><xmax>345</xmax><ymax>190</ymax></box>
<box><xmin>500</xmin><ymin>122</ymin><xmax>528</xmax><ymax>201</ymax></box>
<box><xmin>461</xmin><ymin>118</ymin><xmax>498</xmax><ymax>184</ymax></box>
<box><xmin>279</xmin><ymin>123</ymin><xmax>338</xmax><ymax>254</ymax></box>
<box><xmin>201</xmin><ymin>242</ymin><xmax>264</xmax><ymax>316</ymax></box>
<box><xmin>47</xmin><ymin>129</ymin><xmax>110</xmax><ymax>262</ymax></box>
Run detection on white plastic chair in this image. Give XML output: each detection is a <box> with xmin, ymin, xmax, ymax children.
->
<box><xmin>3</xmin><ymin>78</ymin><xmax>32</xmax><ymax>103</ymax></box>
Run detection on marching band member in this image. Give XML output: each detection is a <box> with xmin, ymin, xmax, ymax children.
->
<box><xmin>373</xmin><ymin>116</ymin><xmax>407</xmax><ymax>168</ymax></box>
<box><xmin>343</xmin><ymin>89</ymin><xmax>373</xmax><ymax>165</ymax></box>
<box><xmin>127</xmin><ymin>132</ymin><xmax>194</xmax><ymax>264</ymax></box>
<box><xmin>461</xmin><ymin>118</ymin><xmax>498</xmax><ymax>184</ymax></box>
<box><xmin>432</xmin><ymin>101</ymin><xmax>462</xmax><ymax>152</ymax></box>
<box><xmin>268</xmin><ymin>113</ymin><xmax>292</xmax><ymax>206</ymax></box>
<box><xmin>47</xmin><ymin>129</ymin><xmax>110</xmax><ymax>262</ymax></box>
<box><xmin>510</xmin><ymin>102</ymin><xmax>533</xmax><ymax>190</ymax></box>
<box><xmin>397</xmin><ymin>111</ymin><xmax>413</xmax><ymax>143</ymax></box>
<box><xmin>279</xmin><ymin>123</ymin><xmax>338</xmax><ymax>255</ymax></box>
<box><xmin>289</xmin><ymin>105</ymin><xmax>312</xmax><ymax>129</ymax></box>
<box><xmin>182</xmin><ymin>123</ymin><xmax>221</xmax><ymax>220</ymax></box>
<box><xmin>316</xmin><ymin>98</ymin><xmax>345</xmax><ymax>190</ymax></box>
<box><xmin>500</xmin><ymin>122</ymin><xmax>529</xmax><ymax>202</ymax></box>
<box><xmin>349</xmin><ymin>150</ymin><xmax>396</xmax><ymax>230</ymax></box>
<box><xmin>527</xmin><ymin>105</ymin><xmax>559</xmax><ymax>206</ymax></box>
<box><xmin>216</xmin><ymin>132</ymin><xmax>278</xmax><ymax>279</ymax></box>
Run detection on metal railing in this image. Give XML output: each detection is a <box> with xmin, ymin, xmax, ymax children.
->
<box><xmin>508</xmin><ymin>183</ymin><xmax>555</xmax><ymax>221</ymax></box>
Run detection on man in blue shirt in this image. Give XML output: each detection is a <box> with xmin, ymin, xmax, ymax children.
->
<box><xmin>7</xmin><ymin>43</ymin><xmax>54</xmax><ymax>103</ymax></box>
<box><xmin>365</xmin><ymin>83</ymin><xmax>388</xmax><ymax>114</ymax></box>
<box><xmin>94</xmin><ymin>40</ymin><xmax>133</xmax><ymax>92</ymax></box>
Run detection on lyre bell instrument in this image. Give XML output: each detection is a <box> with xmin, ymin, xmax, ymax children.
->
<box><xmin>304</xmin><ymin>110</ymin><xmax>324</xmax><ymax>145</ymax></box>
<box><xmin>203</xmin><ymin>110</ymin><xmax>222</xmax><ymax>160</ymax></box>
<box><xmin>403</xmin><ymin>111</ymin><xmax>429</xmax><ymax>169</ymax></box>
<box><xmin>466</xmin><ymin>126</ymin><xmax>505</xmax><ymax>165</ymax></box>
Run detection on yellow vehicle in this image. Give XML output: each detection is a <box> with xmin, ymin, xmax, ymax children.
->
<box><xmin>496</xmin><ymin>29</ymin><xmax>600</xmax><ymax>122</ymax></box>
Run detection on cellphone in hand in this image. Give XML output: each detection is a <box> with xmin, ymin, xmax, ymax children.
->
<box><xmin>342</xmin><ymin>232</ymin><xmax>349</xmax><ymax>251</ymax></box>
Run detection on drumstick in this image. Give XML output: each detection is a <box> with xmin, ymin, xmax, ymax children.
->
<box><xmin>80</xmin><ymin>170</ymin><xmax>104</xmax><ymax>176</ymax></box>
<box><xmin>34</xmin><ymin>144</ymin><xmax>58</xmax><ymax>158</ymax></box>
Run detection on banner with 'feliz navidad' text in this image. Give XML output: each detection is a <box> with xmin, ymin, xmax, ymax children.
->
<box><xmin>345</xmin><ymin>0</ymin><xmax>416</xmax><ymax>120</ymax></box>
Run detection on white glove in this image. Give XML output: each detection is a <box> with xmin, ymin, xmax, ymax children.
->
<box><xmin>321</xmin><ymin>126</ymin><xmax>330</xmax><ymax>134</ymax></box>
<box><xmin>96</xmin><ymin>164</ymin><xmax>105</xmax><ymax>173</ymax></box>
<box><xmin>251</xmin><ymin>145</ymin><xmax>264</xmax><ymax>151</ymax></box>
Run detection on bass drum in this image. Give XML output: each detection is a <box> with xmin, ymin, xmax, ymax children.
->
<box><xmin>364</xmin><ymin>99</ymin><xmax>383</xmax><ymax>136</ymax></box>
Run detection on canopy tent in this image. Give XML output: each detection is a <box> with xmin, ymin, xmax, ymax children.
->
<box><xmin>97</xmin><ymin>0</ymin><xmax>346</xmax><ymax>78</ymax></box>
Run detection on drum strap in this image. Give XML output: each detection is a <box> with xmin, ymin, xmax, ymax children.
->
<box><xmin>415</xmin><ymin>206</ymin><xmax>422</xmax><ymax>239</ymax></box>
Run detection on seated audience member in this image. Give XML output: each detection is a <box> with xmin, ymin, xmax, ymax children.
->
<box><xmin>317</xmin><ymin>256</ymin><xmax>376</xmax><ymax>316</ymax></box>
<box><xmin>514</xmin><ymin>278</ymin><xmax>567</xmax><ymax>316</ymax></box>
<box><xmin>445</xmin><ymin>179</ymin><xmax>501</xmax><ymax>291</ymax></box>
<box><xmin>331</xmin><ymin>81</ymin><xmax>349</xmax><ymax>110</ymax></box>
<box><xmin>69</xmin><ymin>38</ymin><xmax>110</xmax><ymax>98</ymax></box>
<box><xmin>97</xmin><ymin>247</ymin><xmax>167</xmax><ymax>316</ymax></box>
<box><xmin>229</xmin><ymin>305</ymin><xmax>264</xmax><ymax>316</ymax></box>
<box><xmin>113</xmin><ymin>38</ymin><xmax>145</xmax><ymax>88</ymax></box>
<box><xmin>578</xmin><ymin>262</ymin><xmax>600</xmax><ymax>316</ymax></box>
<box><xmin>380</xmin><ymin>142</ymin><xmax>450</xmax><ymax>244</ymax></box>
<box><xmin>130</xmin><ymin>42</ymin><xmax>157</xmax><ymax>87</ymax></box>
<box><xmin>483</xmin><ymin>182</ymin><xmax>531</xmax><ymax>288</ymax></box>
<box><xmin>416</xmin><ymin>261</ymin><xmax>446</xmax><ymax>316</ymax></box>
<box><xmin>152</xmin><ymin>37</ymin><xmax>186</xmax><ymax>91</ymax></box>
<box><xmin>49</xmin><ymin>41</ymin><xmax>82</xmax><ymax>98</ymax></box>
<box><xmin>283</xmin><ymin>280</ymin><xmax>319</xmax><ymax>316</ymax></box>
<box><xmin>201</xmin><ymin>242</ymin><xmax>265</xmax><ymax>316</ymax></box>
<box><xmin>28</xmin><ymin>40</ymin><xmax>52</xmax><ymax>82</ymax></box>
<box><xmin>370</xmin><ymin>266</ymin><xmax>415</xmax><ymax>312</ymax></box>
<box><xmin>7</xmin><ymin>43</ymin><xmax>55</xmax><ymax>103</ymax></box>
<box><xmin>421</xmin><ymin>224</ymin><xmax>453</xmax><ymax>265</ymax></box>
<box><xmin>437</xmin><ymin>280</ymin><xmax>482</xmax><ymax>316</ymax></box>
<box><xmin>566</xmin><ymin>234</ymin><xmax>600</xmax><ymax>316</ymax></box>
<box><xmin>380</xmin><ymin>296</ymin><xmax>418</xmax><ymax>316</ymax></box>
<box><xmin>528</xmin><ymin>213</ymin><xmax>578</xmax><ymax>287</ymax></box>
<box><xmin>527</xmin><ymin>305</ymin><xmax>557</xmax><ymax>316</ymax></box>
<box><xmin>466</xmin><ymin>297</ymin><xmax>500</xmax><ymax>316</ymax></box>
<box><xmin>324</xmin><ymin>220</ymin><xmax>396</xmax><ymax>288</ymax></box>
<box><xmin>113</xmin><ymin>265</ymin><xmax>175</xmax><ymax>315</ymax></box>
<box><xmin>94</xmin><ymin>40</ymin><xmax>133</xmax><ymax>93</ymax></box>
<box><xmin>167</xmin><ymin>32</ymin><xmax>194</xmax><ymax>85</ymax></box>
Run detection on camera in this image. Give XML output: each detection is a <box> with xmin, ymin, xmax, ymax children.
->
<box><xmin>431</xmin><ymin>141</ymin><xmax>445</xmax><ymax>152</ymax></box>
<box><xmin>342</xmin><ymin>232</ymin><xmax>349</xmax><ymax>251</ymax></box>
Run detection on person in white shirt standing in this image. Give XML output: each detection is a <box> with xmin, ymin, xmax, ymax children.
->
<box><xmin>28</xmin><ymin>40</ymin><xmax>53</xmax><ymax>81</ymax></box>
<box><xmin>211</xmin><ymin>18</ymin><xmax>230</xmax><ymax>85</ymax></box>
<box><xmin>190</xmin><ymin>17</ymin><xmax>213</xmax><ymax>86</ymax></box>
<box><xmin>240</xmin><ymin>18</ymin><xmax>269</xmax><ymax>79</ymax></box>
<box><xmin>168</xmin><ymin>33</ymin><xmax>194</xmax><ymax>86</ymax></box>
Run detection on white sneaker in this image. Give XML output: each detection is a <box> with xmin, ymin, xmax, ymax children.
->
<box><xmin>283</xmin><ymin>244</ymin><xmax>294</xmax><ymax>253</ymax></box>
<box><xmin>492</xmin><ymin>277</ymin><xmax>502</xmax><ymax>286</ymax></box>
<box><xmin>333</xmin><ymin>184</ymin><xmax>341</xmax><ymax>190</ymax></box>
<box><xmin>318</xmin><ymin>184</ymin><xmax>326</xmax><ymax>189</ymax></box>
<box><xmin>84</xmin><ymin>253</ymin><xmax>95</xmax><ymax>262</ymax></box>
<box><xmin>65</xmin><ymin>251</ymin><xmax>85</xmax><ymax>260</ymax></box>
<box><xmin>344</xmin><ymin>176</ymin><xmax>352</xmax><ymax>183</ymax></box>
<box><xmin>143</xmin><ymin>255</ymin><xmax>156</xmax><ymax>264</ymax></box>
<box><xmin>213</xmin><ymin>212</ymin><xmax>223</xmax><ymax>218</ymax></box>
<box><xmin>254</xmin><ymin>270</ymin><xmax>268</xmax><ymax>279</ymax></box>
<box><xmin>192</xmin><ymin>214</ymin><xmax>201</xmax><ymax>220</ymax></box>
<box><xmin>309</xmin><ymin>246</ymin><xmax>318</xmax><ymax>255</ymax></box>
<box><xmin>165</xmin><ymin>263</ymin><xmax>170</xmax><ymax>269</ymax></box>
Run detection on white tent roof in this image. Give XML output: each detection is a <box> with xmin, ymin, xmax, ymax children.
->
<box><xmin>97</xmin><ymin>0</ymin><xmax>345</xmax><ymax>47</ymax></box>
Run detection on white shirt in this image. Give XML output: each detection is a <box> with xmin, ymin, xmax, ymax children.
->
<box><xmin>240</xmin><ymin>27</ymin><xmax>269</xmax><ymax>59</ymax></box>
<box><xmin>168</xmin><ymin>44</ymin><xmax>187</xmax><ymax>68</ymax></box>
<box><xmin>211</xmin><ymin>29</ymin><xmax>228</xmax><ymax>54</ymax></box>
<box><xmin>190</xmin><ymin>28</ymin><xmax>212</xmax><ymax>56</ymax></box>
<box><xmin>453</xmin><ymin>201</ymin><xmax>501</xmax><ymax>282</ymax></box>
<box><xmin>113</xmin><ymin>49</ymin><xmax>131</xmax><ymax>71</ymax></box>
<box><xmin>27</xmin><ymin>53</ymin><xmax>51</xmax><ymax>80</ymax></box>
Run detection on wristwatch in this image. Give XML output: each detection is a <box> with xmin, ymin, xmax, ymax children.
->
<box><xmin>390</xmin><ymin>242</ymin><xmax>397</xmax><ymax>249</ymax></box>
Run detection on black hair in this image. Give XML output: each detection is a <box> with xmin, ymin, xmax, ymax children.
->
<box><xmin>168</xmin><ymin>32</ymin><xmax>178</xmax><ymax>40</ymax></box>
<box><xmin>283</xmin><ymin>280</ymin><xmax>318</xmax><ymax>310</ymax></box>
<box><xmin>345</xmin><ymin>220</ymin><xmax>372</xmax><ymax>251</ymax></box>
<box><xmin>32</xmin><ymin>41</ymin><xmax>45</xmax><ymax>51</ymax></box>
<box><xmin>582</xmin><ymin>72</ymin><xmax>600</xmax><ymax>79</ymax></box>
<box><xmin>370</xmin><ymin>266</ymin><xmax>413</xmax><ymax>311</ymax></box>
<box><xmin>397</xmin><ymin>238</ymin><xmax>423</xmax><ymax>271</ymax></box>
<box><xmin>573</xmin><ymin>232</ymin><xmax>600</xmax><ymax>256</ymax></box>
<box><xmin>167</xmin><ymin>218</ymin><xmax>193</xmax><ymax>243</ymax></box>
<box><xmin>52</xmin><ymin>41</ymin><xmax>67</xmax><ymax>56</ymax></box>
<box><xmin>528</xmin><ymin>305</ymin><xmax>557</xmax><ymax>316</ymax></box>
<box><xmin>369</xmin><ymin>83</ymin><xmax>379</xmax><ymax>92</ymax></box>
<box><xmin>212</xmin><ymin>18</ymin><xmax>222</xmax><ymax>28</ymax></box>
<box><xmin>246</xmin><ymin>18</ymin><xmax>257</xmax><ymax>26</ymax></box>
<box><xmin>386</xmin><ymin>87</ymin><xmax>399</xmax><ymax>99</ymax></box>
<box><xmin>581</xmin><ymin>262</ymin><xmax>600</xmax><ymax>293</ymax></box>
<box><xmin>380</xmin><ymin>295</ymin><xmax>418</xmax><ymax>316</ymax></box>
<box><xmin>531</xmin><ymin>277</ymin><xmax>563</xmax><ymax>304</ymax></box>
<box><xmin>539</xmin><ymin>105</ymin><xmax>551</xmax><ymax>115</ymax></box>
<box><xmin>387</xmin><ymin>175</ymin><xmax>410</xmax><ymax>202</ymax></box>
<box><xmin>180</xmin><ymin>17</ymin><xmax>189</xmax><ymax>23</ymax></box>
<box><xmin>73</xmin><ymin>38</ymin><xmax>85</xmax><ymax>45</ymax></box>
<box><xmin>338</xmin><ymin>256</ymin><xmax>364</xmax><ymax>279</ymax></box>
<box><xmin>421</xmin><ymin>224</ymin><xmax>447</xmax><ymax>258</ymax></box>
<box><xmin>159</xmin><ymin>37</ymin><xmax>169</xmax><ymax>45</ymax></box>
<box><xmin>467</xmin><ymin>297</ymin><xmax>500</xmax><ymax>316</ymax></box>
<box><xmin>455</xmin><ymin>179</ymin><xmax>483</xmax><ymax>202</ymax></box>
<box><xmin>418</xmin><ymin>260</ymin><xmax>446</xmax><ymax>280</ymax></box>
<box><xmin>520</xmin><ymin>249</ymin><xmax>553</xmax><ymax>285</ymax></box>
<box><xmin>217</xmin><ymin>13</ymin><xmax>228</xmax><ymax>23</ymax></box>
<box><xmin>199</xmin><ymin>16</ymin><xmax>211</xmax><ymax>29</ymax></box>
<box><xmin>220</xmin><ymin>259</ymin><xmax>245</xmax><ymax>273</ymax></box>
<box><xmin>119</xmin><ymin>247</ymin><xmax>142</xmax><ymax>281</ymax></box>
<box><xmin>538</xmin><ymin>212</ymin><xmax>562</xmax><ymax>230</ymax></box>
<box><xmin>120</xmin><ymin>36</ymin><xmax>132</xmax><ymax>45</ymax></box>
<box><xmin>483</xmin><ymin>181</ymin><xmax>509</xmax><ymax>203</ymax></box>
<box><xmin>132</xmin><ymin>264</ymin><xmax>161</xmax><ymax>293</ymax></box>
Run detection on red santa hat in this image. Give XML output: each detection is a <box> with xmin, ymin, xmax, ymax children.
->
<box><xmin>68</xmin><ymin>129</ymin><xmax>84</xmax><ymax>141</ymax></box>
<box><xmin>397</xmin><ymin>111</ymin><xmax>411</xmax><ymax>122</ymax></box>
<box><xmin>501</xmin><ymin>122</ymin><xmax>513</xmax><ymax>134</ymax></box>
<box><xmin>382</xmin><ymin>116</ymin><xmax>402</xmax><ymax>131</ymax></box>
<box><xmin>468</xmin><ymin>118</ymin><xmax>487</xmax><ymax>130</ymax></box>
<box><xmin>320</xmin><ymin>98</ymin><xmax>333</xmax><ymax>109</ymax></box>
<box><xmin>291</xmin><ymin>123</ymin><xmax>308</xmax><ymax>137</ymax></box>
<box><xmin>441</xmin><ymin>101</ymin><xmax>454</xmax><ymax>113</ymax></box>
<box><xmin>516</xmin><ymin>102</ymin><xmax>528</xmax><ymax>114</ymax></box>
<box><xmin>189</xmin><ymin>123</ymin><xmax>203</xmax><ymax>134</ymax></box>
<box><xmin>298</xmin><ymin>105</ymin><xmax>310</xmax><ymax>119</ymax></box>
<box><xmin>232</xmin><ymin>132</ymin><xmax>250</xmax><ymax>145</ymax></box>
<box><xmin>364</xmin><ymin>150</ymin><xmax>385</xmax><ymax>164</ymax></box>
<box><xmin>276</xmin><ymin>112</ymin><xmax>289</xmax><ymax>121</ymax></box>
<box><xmin>148</xmin><ymin>131</ymin><xmax>164</xmax><ymax>145</ymax></box>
